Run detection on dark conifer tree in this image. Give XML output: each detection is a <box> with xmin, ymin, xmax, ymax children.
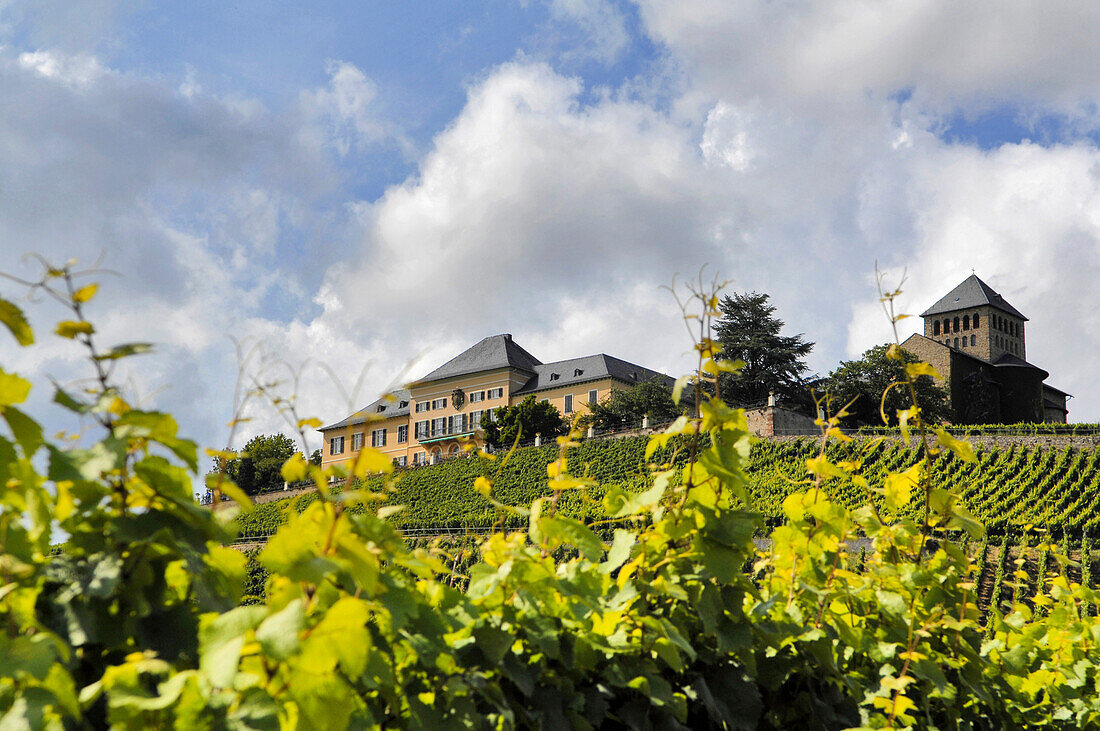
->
<box><xmin>714</xmin><ymin>291</ymin><xmax>815</xmax><ymax>409</ymax></box>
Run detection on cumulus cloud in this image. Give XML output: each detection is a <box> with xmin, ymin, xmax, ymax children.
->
<box><xmin>846</xmin><ymin>142</ymin><xmax>1100</xmax><ymax>401</ymax></box>
<box><xmin>637</xmin><ymin>0</ymin><xmax>1100</xmax><ymax>116</ymax></box>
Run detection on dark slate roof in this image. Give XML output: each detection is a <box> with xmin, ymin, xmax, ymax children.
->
<box><xmin>512</xmin><ymin>354</ymin><xmax>673</xmax><ymax>395</ymax></box>
<box><xmin>992</xmin><ymin>353</ymin><xmax>1047</xmax><ymax>377</ymax></box>
<box><xmin>1042</xmin><ymin>383</ymin><xmax>1071</xmax><ymax>398</ymax></box>
<box><xmin>920</xmin><ymin>274</ymin><xmax>1027</xmax><ymax>320</ymax></box>
<box><xmin>319</xmin><ymin>389</ymin><xmax>411</xmax><ymax>432</ymax></box>
<box><xmin>417</xmin><ymin>334</ymin><xmax>541</xmax><ymax>384</ymax></box>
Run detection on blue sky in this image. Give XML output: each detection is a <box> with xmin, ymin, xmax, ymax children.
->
<box><xmin>3</xmin><ymin>0</ymin><xmax>1100</xmax><ymax>457</ymax></box>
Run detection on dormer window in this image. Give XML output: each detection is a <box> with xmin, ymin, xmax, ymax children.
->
<box><xmin>574</xmin><ymin>369</ymin><xmax>583</xmax><ymax>376</ymax></box>
<box><xmin>631</xmin><ymin>372</ymin><xmax>638</xmax><ymax>380</ymax></box>
<box><xmin>399</xmin><ymin>401</ymin><xmax>408</xmax><ymax>408</ymax></box>
<box><xmin>377</xmin><ymin>405</ymin><xmax>386</xmax><ymax>412</ymax></box>
<box><xmin>549</xmin><ymin>373</ymin><xmax>559</xmax><ymax>381</ymax></box>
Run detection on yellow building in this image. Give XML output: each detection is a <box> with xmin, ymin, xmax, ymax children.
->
<box><xmin>318</xmin><ymin>333</ymin><xmax>671</xmax><ymax>468</ymax></box>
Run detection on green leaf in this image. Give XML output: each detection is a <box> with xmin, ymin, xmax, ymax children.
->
<box><xmin>2</xmin><ymin>405</ymin><xmax>43</xmax><ymax>456</ymax></box>
<box><xmin>883</xmin><ymin>463</ymin><xmax>921</xmax><ymax>512</ymax></box>
<box><xmin>601</xmin><ymin>529</ymin><xmax>636</xmax><ymax>574</ymax></box>
<box><xmin>539</xmin><ymin>515</ymin><xmax>603</xmax><ymax>561</ymax></box>
<box><xmin>255</xmin><ymin>599</ymin><xmax>304</xmax><ymax>661</ymax></box>
<box><xmin>204</xmin><ymin>474</ymin><xmax>253</xmax><ymax>509</ymax></box>
<box><xmin>299</xmin><ymin>597</ymin><xmax>371</xmax><ymax>678</ymax></box>
<box><xmin>935</xmin><ymin>427</ymin><xmax>977</xmax><ymax>463</ymax></box>
<box><xmin>93</xmin><ymin>343</ymin><xmax>154</xmax><ymax>361</ymax></box>
<box><xmin>199</xmin><ymin>605</ymin><xmax>268</xmax><ymax>688</ymax></box>
<box><xmin>0</xmin><ymin>298</ymin><xmax>34</xmax><ymax>346</ymax></box>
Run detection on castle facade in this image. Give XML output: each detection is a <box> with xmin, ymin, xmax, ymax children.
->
<box><xmin>902</xmin><ymin>275</ymin><xmax>1069</xmax><ymax>424</ymax></box>
<box><xmin>317</xmin><ymin>334</ymin><xmax>670</xmax><ymax>468</ymax></box>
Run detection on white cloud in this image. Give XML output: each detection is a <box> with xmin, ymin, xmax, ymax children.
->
<box><xmin>547</xmin><ymin>0</ymin><xmax>631</xmax><ymax>64</ymax></box>
<box><xmin>846</xmin><ymin>142</ymin><xmax>1100</xmax><ymax>409</ymax></box>
<box><xmin>301</xmin><ymin>60</ymin><xmax>401</xmax><ymax>156</ymax></box>
<box><xmin>636</xmin><ymin>0</ymin><xmax>1100</xmax><ymax>115</ymax></box>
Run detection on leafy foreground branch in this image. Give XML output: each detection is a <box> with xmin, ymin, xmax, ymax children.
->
<box><xmin>2</xmin><ymin>266</ymin><xmax>1100</xmax><ymax>729</ymax></box>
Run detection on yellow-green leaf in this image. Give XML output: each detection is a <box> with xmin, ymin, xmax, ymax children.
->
<box><xmin>905</xmin><ymin>361</ymin><xmax>941</xmax><ymax>380</ymax></box>
<box><xmin>884</xmin><ymin>463</ymin><xmax>922</xmax><ymax>511</ymax></box>
<box><xmin>0</xmin><ymin>369</ymin><xmax>32</xmax><ymax>406</ymax></box>
<box><xmin>72</xmin><ymin>283</ymin><xmax>98</xmax><ymax>303</ymax></box>
<box><xmin>0</xmin><ymin>298</ymin><xmax>33</xmax><ymax>346</ymax></box>
<box><xmin>55</xmin><ymin>320</ymin><xmax>94</xmax><ymax>339</ymax></box>
<box><xmin>935</xmin><ymin>427</ymin><xmax>977</xmax><ymax>463</ymax></box>
<box><xmin>281</xmin><ymin>453</ymin><xmax>307</xmax><ymax>483</ymax></box>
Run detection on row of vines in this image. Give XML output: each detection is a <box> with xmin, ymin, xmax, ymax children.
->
<box><xmin>235</xmin><ymin>436</ymin><xmax>1100</xmax><ymax>539</ymax></box>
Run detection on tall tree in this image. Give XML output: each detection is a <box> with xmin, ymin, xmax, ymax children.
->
<box><xmin>714</xmin><ymin>291</ymin><xmax>815</xmax><ymax>409</ymax></box>
<box><xmin>210</xmin><ymin>433</ymin><xmax>298</xmax><ymax>495</ymax></box>
<box><xmin>584</xmin><ymin>380</ymin><xmax>683</xmax><ymax>432</ymax></box>
<box><xmin>481</xmin><ymin>396</ymin><xmax>567</xmax><ymax>449</ymax></box>
<box><xmin>825</xmin><ymin>344</ymin><xmax>952</xmax><ymax>427</ymax></box>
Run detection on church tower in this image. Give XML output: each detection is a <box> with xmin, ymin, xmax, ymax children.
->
<box><xmin>920</xmin><ymin>274</ymin><xmax>1027</xmax><ymax>362</ymax></box>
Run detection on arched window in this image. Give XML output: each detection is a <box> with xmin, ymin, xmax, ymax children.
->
<box><xmin>995</xmin><ymin>315</ymin><xmax>1001</xmax><ymax>331</ymax></box>
<box><xmin>1014</xmin><ymin>322</ymin><xmax>1018</xmax><ymax>336</ymax></box>
<box><xmin>933</xmin><ymin>321</ymin><xmax>940</xmax><ymax>335</ymax></box>
<box><xmin>431</xmin><ymin>448</ymin><xmax>442</xmax><ymax>465</ymax></box>
<box><xmin>943</xmin><ymin>318</ymin><xmax>949</xmax><ymax>334</ymax></box>
<box><xmin>970</xmin><ymin>334</ymin><xmax>976</xmax><ymax>347</ymax></box>
<box><xmin>963</xmin><ymin>315</ymin><xmax>970</xmax><ymax>330</ymax></box>
<box><xmin>972</xmin><ymin>313</ymin><xmax>979</xmax><ymax>328</ymax></box>
<box><xmin>960</xmin><ymin>337</ymin><xmax>966</xmax><ymax>348</ymax></box>
<box><xmin>953</xmin><ymin>337</ymin><xmax>959</xmax><ymax>348</ymax></box>
<box><xmin>953</xmin><ymin>317</ymin><xmax>960</xmax><ymax>332</ymax></box>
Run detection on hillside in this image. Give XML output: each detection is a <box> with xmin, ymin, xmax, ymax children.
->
<box><xmin>234</xmin><ymin>435</ymin><xmax>1100</xmax><ymax>539</ymax></box>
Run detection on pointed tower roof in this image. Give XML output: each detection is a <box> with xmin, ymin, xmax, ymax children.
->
<box><xmin>920</xmin><ymin>274</ymin><xmax>1027</xmax><ymax>320</ymax></box>
<box><xmin>417</xmin><ymin>334</ymin><xmax>542</xmax><ymax>384</ymax></box>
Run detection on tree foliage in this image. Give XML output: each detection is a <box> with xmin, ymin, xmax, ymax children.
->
<box><xmin>211</xmin><ymin>433</ymin><xmax>298</xmax><ymax>495</ymax></box>
<box><xmin>481</xmin><ymin>395</ymin><xmax>568</xmax><ymax>448</ymax></box>
<box><xmin>583</xmin><ymin>380</ymin><xmax>683</xmax><ymax>432</ymax></box>
<box><xmin>714</xmin><ymin>291</ymin><xmax>814</xmax><ymax>409</ymax></box>
<box><xmin>826</xmin><ymin>343</ymin><xmax>952</xmax><ymax>426</ymax></box>
<box><xmin>6</xmin><ymin>263</ymin><xmax>1100</xmax><ymax>730</ymax></box>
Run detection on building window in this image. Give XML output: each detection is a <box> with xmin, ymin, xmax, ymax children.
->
<box><xmin>549</xmin><ymin>373</ymin><xmax>560</xmax><ymax>381</ymax></box>
<box><xmin>329</xmin><ymin>436</ymin><xmax>345</xmax><ymax>455</ymax></box>
<box><xmin>414</xmin><ymin>420</ymin><xmax>429</xmax><ymax>440</ymax></box>
<box><xmin>415</xmin><ymin>402</ymin><xmax>430</xmax><ymax>413</ymax></box>
<box><xmin>589</xmin><ymin>389</ymin><xmax>598</xmax><ymax>405</ymax></box>
<box><xmin>470</xmin><ymin>391</ymin><xmax>484</xmax><ymax>403</ymax></box>
<box><xmin>413</xmin><ymin>452</ymin><xmax>426</xmax><ymax>465</ymax></box>
<box><xmin>432</xmin><ymin>398</ymin><xmax>446</xmax><ymax>409</ymax></box>
<box><xmin>431</xmin><ymin>449</ymin><xmax>442</xmax><ymax>465</ymax></box>
<box><xmin>953</xmin><ymin>317</ymin><xmax>959</xmax><ymax>332</ymax></box>
<box><xmin>393</xmin><ymin>456</ymin><xmax>407</xmax><ymax>467</ymax></box>
<box><xmin>397</xmin><ymin>425</ymin><xmax>408</xmax><ymax>443</ymax></box>
<box><xmin>972</xmin><ymin>313</ymin><xmax>979</xmax><ymax>328</ymax></box>
<box><xmin>564</xmin><ymin>394</ymin><xmax>574</xmax><ymax>413</ymax></box>
<box><xmin>933</xmin><ymin>321</ymin><xmax>940</xmax><ymax>335</ymax></box>
<box><xmin>469</xmin><ymin>410</ymin><xmax>483</xmax><ymax>429</ymax></box>
<box><xmin>962</xmin><ymin>315</ymin><xmax>969</xmax><ymax>330</ymax></box>
<box><xmin>487</xmin><ymin>387</ymin><xmax>503</xmax><ymax>400</ymax></box>
<box><xmin>351</xmin><ymin>432</ymin><xmax>363</xmax><ymax>451</ymax></box>
<box><xmin>449</xmin><ymin>414</ymin><xmax>466</xmax><ymax>433</ymax></box>
<box><xmin>953</xmin><ymin>337</ymin><xmax>959</xmax><ymax>348</ymax></box>
<box><xmin>970</xmin><ymin>335</ymin><xmax>976</xmax><ymax>347</ymax></box>
<box><xmin>960</xmin><ymin>337</ymin><xmax>966</xmax><ymax>348</ymax></box>
<box><xmin>371</xmin><ymin>428</ymin><xmax>386</xmax><ymax>447</ymax></box>
<box><xmin>430</xmin><ymin>417</ymin><xmax>446</xmax><ymax>437</ymax></box>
